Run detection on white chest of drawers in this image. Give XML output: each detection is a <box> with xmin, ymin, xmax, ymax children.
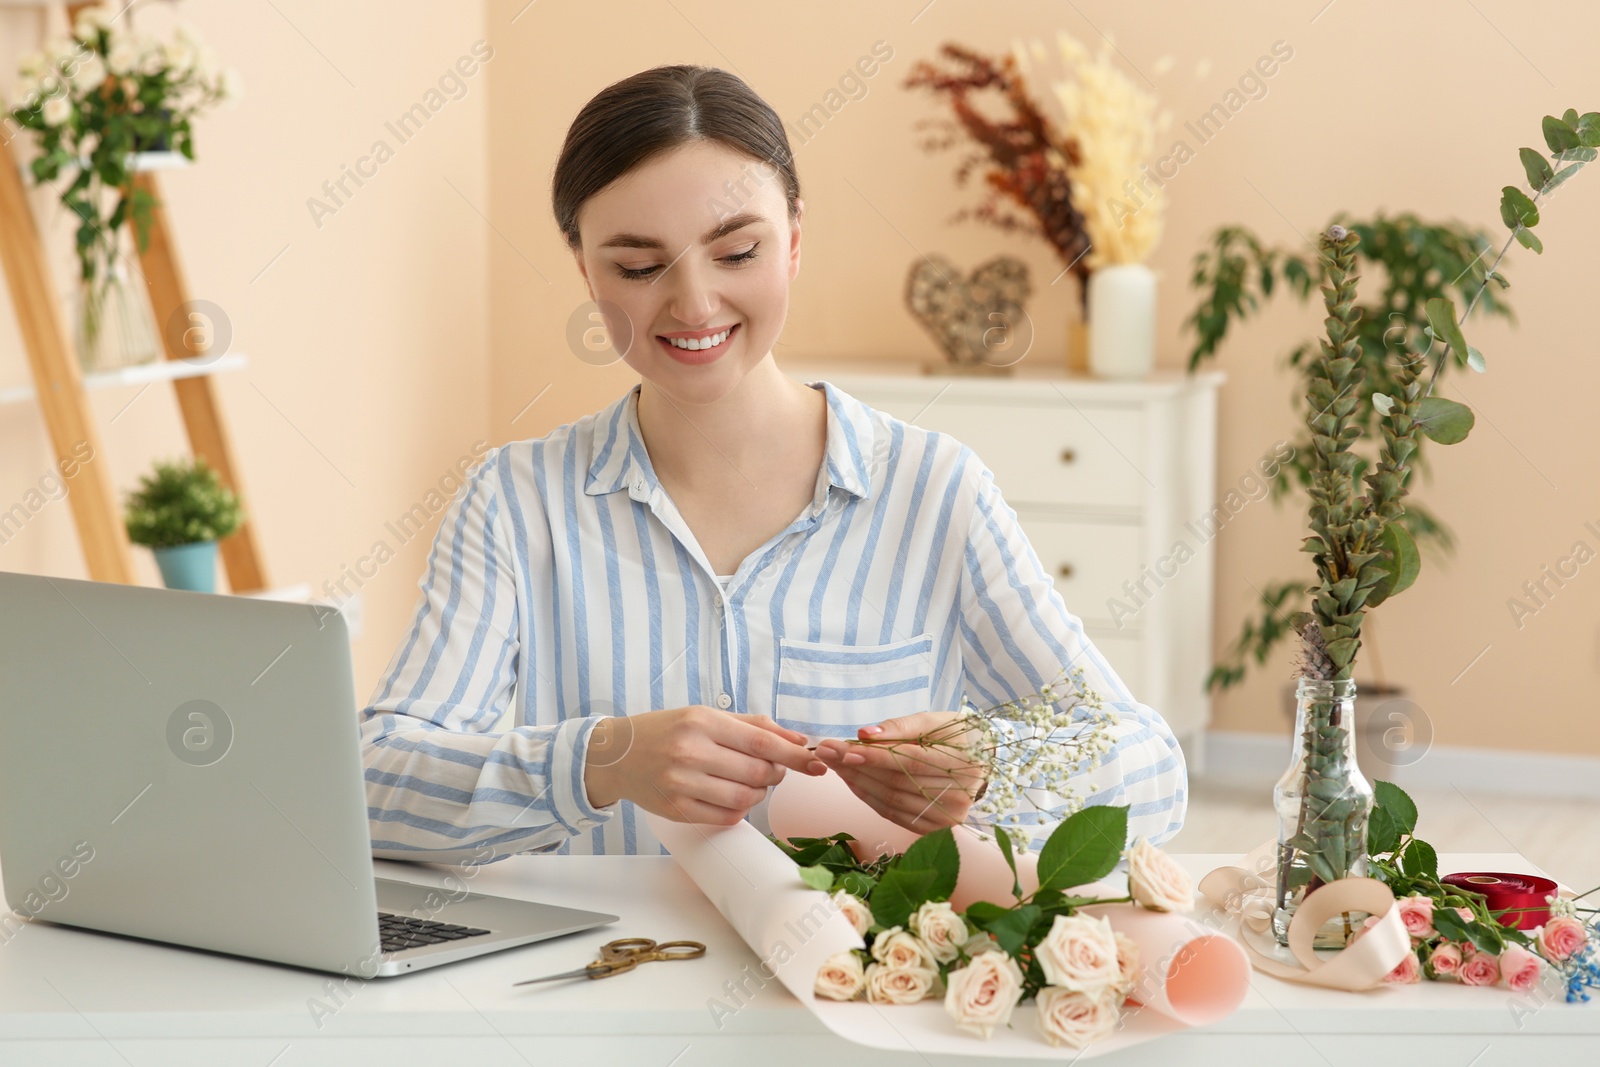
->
<box><xmin>786</xmin><ymin>360</ymin><xmax>1225</xmax><ymax>765</ymax></box>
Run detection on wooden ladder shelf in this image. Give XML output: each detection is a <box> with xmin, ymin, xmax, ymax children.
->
<box><xmin>0</xmin><ymin>131</ymin><xmax>268</xmax><ymax>591</ymax></box>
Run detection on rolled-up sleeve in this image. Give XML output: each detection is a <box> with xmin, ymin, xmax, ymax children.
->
<box><xmin>954</xmin><ymin>449</ymin><xmax>1187</xmax><ymax>851</ymax></box>
<box><xmin>359</xmin><ymin>448</ymin><xmax>617</xmax><ymax>864</ymax></box>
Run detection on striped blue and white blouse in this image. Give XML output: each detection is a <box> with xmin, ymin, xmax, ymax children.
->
<box><xmin>359</xmin><ymin>380</ymin><xmax>1187</xmax><ymax>863</ymax></box>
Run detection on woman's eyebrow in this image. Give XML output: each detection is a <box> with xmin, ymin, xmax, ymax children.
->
<box><xmin>598</xmin><ymin>211</ymin><xmax>766</xmax><ymax>251</ymax></box>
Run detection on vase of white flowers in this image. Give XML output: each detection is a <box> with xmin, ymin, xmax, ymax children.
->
<box><xmin>7</xmin><ymin>5</ymin><xmax>240</xmax><ymax>372</ymax></box>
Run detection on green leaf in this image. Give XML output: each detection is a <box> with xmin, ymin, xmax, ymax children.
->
<box><xmin>1554</xmin><ymin>146</ymin><xmax>1597</xmax><ymax>163</ymax></box>
<box><xmin>1372</xmin><ymin>392</ymin><xmax>1394</xmax><ymax>416</ymax></box>
<box><xmin>1499</xmin><ymin>186</ymin><xmax>1539</xmax><ymax>230</ymax></box>
<box><xmin>798</xmin><ymin>864</ymin><xmax>835</xmax><ymax>892</ymax></box>
<box><xmin>1466</xmin><ymin>345</ymin><xmax>1486</xmax><ymax>373</ymax></box>
<box><xmin>1519</xmin><ymin>147</ymin><xmax>1553</xmax><ymax>190</ymax></box>
<box><xmin>1373</xmin><ymin>780</ymin><xmax>1418</xmax><ymax>835</ymax></box>
<box><xmin>1462</xmin><ymin>918</ymin><xmax>1506</xmax><ymax>955</ymax></box>
<box><xmin>898</xmin><ymin>827</ymin><xmax>960</xmax><ymax>903</ymax></box>
<box><xmin>1399</xmin><ymin>838</ymin><xmax>1438</xmax><ymax>880</ymax></box>
<box><xmin>1514</xmin><ymin>228</ymin><xmax>1544</xmax><ymax>254</ymax></box>
<box><xmin>1368</xmin><ymin>521</ymin><xmax>1421</xmax><ymax>607</ymax></box>
<box><xmin>995</xmin><ymin>825</ymin><xmax>1023</xmax><ymax>901</ymax></box>
<box><xmin>1543</xmin><ymin>115</ymin><xmax>1579</xmax><ymax>153</ymax></box>
<box><xmin>964</xmin><ymin>900</ymin><xmax>1011</xmax><ymax>927</ymax></box>
<box><xmin>1036</xmin><ymin>806</ymin><xmax>1128</xmax><ymax>893</ymax></box>
<box><xmin>835</xmin><ymin>869</ymin><xmax>878</xmax><ymax>898</ymax></box>
<box><xmin>1563</xmin><ymin>108</ymin><xmax>1580</xmax><ymax>127</ymax></box>
<box><xmin>1414</xmin><ymin>396</ymin><xmax>1475</xmax><ymax>445</ymax></box>
<box><xmin>982</xmin><ymin>904</ymin><xmax>1041</xmax><ymax>956</ymax></box>
<box><xmin>1367</xmin><ymin>805</ymin><xmax>1399</xmax><ymax>856</ymax></box>
<box><xmin>1424</xmin><ymin>297</ymin><xmax>1472</xmax><ymax>369</ymax></box>
<box><xmin>868</xmin><ymin>867</ymin><xmax>938</xmax><ymax>930</ymax></box>
<box><xmin>1543</xmin><ymin>162</ymin><xmax>1584</xmax><ymax>197</ymax></box>
<box><xmin>1433</xmin><ymin>905</ymin><xmax>1470</xmax><ymax>941</ymax></box>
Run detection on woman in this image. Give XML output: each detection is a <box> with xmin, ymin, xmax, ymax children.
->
<box><xmin>360</xmin><ymin>65</ymin><xmax>1185</xmax><ymax>863</ymax></box>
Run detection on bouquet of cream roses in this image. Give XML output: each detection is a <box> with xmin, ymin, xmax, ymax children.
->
<box><xmin>772</xmin><ymin>804</ymin><xmax>1196</xmax><ymax>1049</ymax></box>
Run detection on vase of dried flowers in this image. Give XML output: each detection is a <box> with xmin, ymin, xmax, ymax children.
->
<box><xmin>1025</xmin><ymin>31</ymin><xmax>1168</xmax><ymax>379</ymax></box>
<box><xmin>1087</xmin><ymin>263</ymin><xmax>1156</xmax><ymax>378</ymax></box>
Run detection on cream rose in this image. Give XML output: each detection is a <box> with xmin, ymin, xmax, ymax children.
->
<box><xmin>831</xmin><ymin>890</ymin><xmax>873</xmax><ymax>937</ymax></box>
<box><xmin>910</xmin><ymin>901</ymin><xmax>968</xmax><ymax>964</ymax></box>
<box><xmin>871</xmin><ymin>927</ymin><xmax>937</xmax><ymax>972</ymax></box>
<box><xmin>41</xmin><ymin>95</ymin><xmax>72</xmax><ymax>127</ymax></box>
<box><xmin>1035</xmin><ymin>913</ymin><xmax>1121</xmax><ymax>994</ymax></box>
<box><xmin>1036</xmin><ymin>987</ymin><xmax>1120</xmax><ymax>1049</ymax></box>
<box><xmin>1113</xmin><ymin>931</ymin><xmax>1141</xmax><ymax>996</ymax></box>
<box><xmin>943</xmin><ymin>949</ymin><xmax>1025</xmax><ymax>1039</ymax></box>
<box><xmin>1127</xmin><ymin>837</ymin><xmax>1195</xmax><ymax>912</ymax></box>
<box><xmin>1539</xmin><ymin>916</ymin><xmax>1589</xmax><ymax>962</ymax></box>
<box><xmin>815</xmin><ymin>949</ymin><xmax>866</xmax><ymax>1001</ymax></box>
<box><xmin>865</xmin><ymin>961</ymin><xmax>939</xmax><ymax>1005</ymax></box>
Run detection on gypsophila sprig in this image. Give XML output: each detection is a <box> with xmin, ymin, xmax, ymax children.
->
<box><xmin>831</xmin><ymin>663</ymin><xmax>1119</xmax><ymax>860</ymax></box>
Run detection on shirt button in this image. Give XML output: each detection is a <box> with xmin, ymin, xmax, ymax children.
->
<box><xmin>716</xmin><ymin>693</ymin><xmax>732</xmax><ymax>709</ymax></box>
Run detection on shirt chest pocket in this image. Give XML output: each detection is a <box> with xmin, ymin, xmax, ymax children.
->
<box><xmin>772</xmin><ymin>633</ymin><xmax>935</xmax><ymax>741</ymax></box>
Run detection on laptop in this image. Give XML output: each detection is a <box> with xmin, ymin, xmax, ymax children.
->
<box><xmin>0</xmin><ymin>570</ymin><xmax>618</xmax><ymax>978</ymax></box>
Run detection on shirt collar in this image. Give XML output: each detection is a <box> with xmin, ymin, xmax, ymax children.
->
<box><xmin>584</xmin><ymin>380</ymin><xmax>875</xmax><ymax>502</ymax></box>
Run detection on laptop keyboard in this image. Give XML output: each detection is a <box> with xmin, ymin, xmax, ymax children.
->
<box><xmin>378</xmin><ymin>911</ymin><xmax>492</xmax><ymax>953</ymax></box>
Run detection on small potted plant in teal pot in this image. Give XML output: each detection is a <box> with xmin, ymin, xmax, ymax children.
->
<box><xmin>124</xmin><ymin>457</ymin><xmax>244</xmax><ymax>593</ymax></box>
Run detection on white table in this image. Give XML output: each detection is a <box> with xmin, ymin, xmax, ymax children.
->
<box><xmin>0</xmin><ymin>852</ymin><xmax>1593</xmax><ymax>1065</ymax></box>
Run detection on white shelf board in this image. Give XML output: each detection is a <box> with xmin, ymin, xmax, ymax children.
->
<box><xmin>0</xmin><ymin>351</ymin><xmax>247</xmax><ymax>407</ymax></box>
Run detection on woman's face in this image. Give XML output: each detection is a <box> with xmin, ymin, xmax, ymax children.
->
<box><xmin>572</xmin><ymin>139</ymin><xmax>801</xmax><ymax>401</ymax></box>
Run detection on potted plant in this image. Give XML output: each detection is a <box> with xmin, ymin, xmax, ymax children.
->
<box><xmin>124</xmin><ymin>457</ymin><xmax>244</xmax><ymax>593</ymax></box>
<box><xmin>1266</xmin><ymin>109</ymin><xmax>1596</xmax><ymax>946</ymax></box>
<box><xmin>6</xmin><ymin>4</ymin><xmax>240</xmax><ymax>371</ymax></box>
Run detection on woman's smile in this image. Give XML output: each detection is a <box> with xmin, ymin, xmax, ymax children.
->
<box><xmin>656</xmin><ymin>322</ymin><xmax>740</xmax><ymax>364</ymax></box>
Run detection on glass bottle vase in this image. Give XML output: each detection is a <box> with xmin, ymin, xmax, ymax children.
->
<box><xmin>1271</xmin><ymin>677</ymin><xmax>1374</xmax><ymax>947</ymax></box>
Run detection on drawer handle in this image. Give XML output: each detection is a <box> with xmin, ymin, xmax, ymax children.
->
<box><xmin>1059</xmin><ymin>448</ymin><xmax>1077</xmax><ymax>465</ymax></box>
<box><xmin>1057</xmin><ymin>563</ymin><xmax>1074</xmax><ymax>580</ymax></box>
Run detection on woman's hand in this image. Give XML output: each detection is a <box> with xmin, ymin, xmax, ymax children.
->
<box><xmin>583</xmin><ymin>706</ymin><xmax>829</xmax><ymax>826</ymax></box>
<box><xmin>813</xmin><ymin>711</ymin><xmax>989</xmax><ymax>834</ymax></box>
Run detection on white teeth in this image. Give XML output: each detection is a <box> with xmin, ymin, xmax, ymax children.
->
<box><xmin>666</xmin><ymin>327</ymin><xmax>731</xmax><ymax>350</ymax></box>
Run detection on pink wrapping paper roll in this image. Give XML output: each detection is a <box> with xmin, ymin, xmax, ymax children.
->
<box><xmin>1079</xmin><ymin>896</ymin><xmax>1252</xmax><ymax>1027</ymax></box>
<box><xmin>767</xmin><ymin>770</ymin><xmax>1251</xmax><ymax>1027</ymax></box>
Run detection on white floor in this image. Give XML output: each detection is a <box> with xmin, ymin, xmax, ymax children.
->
<box><xmin>1169</xmin><ymin>776</ymin><xmax>1600</xmax><ymax>897</ymax></box>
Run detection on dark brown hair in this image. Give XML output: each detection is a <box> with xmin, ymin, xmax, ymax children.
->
<box><xmin>551</xmin><ymin>65</ymin><xmax>801</xmax><ymax>251</ymax></box>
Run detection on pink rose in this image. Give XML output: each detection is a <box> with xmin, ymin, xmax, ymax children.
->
<box><xmin>1126</xmin><ymin>837</ymin><xmax>1195</xmax><ymax>912</ymax></box>
<box><xmin>1396</xmin><ymin>896</ymin><xmax>1436</xmax><ymax>940</ymax></box>
<box><xmin>1429</xmin><ymin>941</ymin><xmax>1463</xmax><ymax>978</ymax></box>
<box><xmin>1459</xmin><ymin>951</ymin><xmax>1499</xmax><ymax>987</ymax></box>
<box><xmin>1497</xmin><ymin>944</ymin><xmax>1542</xmax><ymax>994</ymax></box>
<box><xmin>1383</xmin><ymin>949</ymin><xmax>1422</xmax><ymax>984</ymax></box>
<box><xmin>1455</xmin><ymin>906</ymin><xmax>1474</xmax><ymax>925</ymax></box>
<box><xmin>1539</xmin><ymin>916</ymin><xmax>1589</xmax><ymax>962</ymax></box>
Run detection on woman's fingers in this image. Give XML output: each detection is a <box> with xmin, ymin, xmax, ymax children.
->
<box><xmin>833</xmin><ymin>765</ymin><xmax>972</xmax><ymax>829</ymax></box>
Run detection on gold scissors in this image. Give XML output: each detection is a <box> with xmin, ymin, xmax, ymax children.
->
<box><xmin>512</xmin><ymin>937</ymin><xmax>707</xmax><ymax>986</ymax></box>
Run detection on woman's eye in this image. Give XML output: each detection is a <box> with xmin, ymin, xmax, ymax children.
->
<box><xmin>613</xmin><ymin>243</ymin><xmax>760</xmax><ymax>281</ymax></box>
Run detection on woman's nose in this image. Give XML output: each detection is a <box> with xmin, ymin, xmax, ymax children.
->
<box><xmin>663</xmin><ymin>255</ymin><xmax>719</xmax><ymax>325</ymax></box>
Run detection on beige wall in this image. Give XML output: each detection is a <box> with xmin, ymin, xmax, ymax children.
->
<box><xmin>0</xmin><ymin>0</ymin><xmax>490</xmax><ymax>704</ymax></box>
<box><xmin>3</xmin><ymin>2</ymin><xmax>1595</xmax><ymax>756</ymax></box>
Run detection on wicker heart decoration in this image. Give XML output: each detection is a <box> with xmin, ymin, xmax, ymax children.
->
<box><xmin>905</xmin><ymin>254</ymin><xmax>1033</xmax><ymax>369</ymax></box>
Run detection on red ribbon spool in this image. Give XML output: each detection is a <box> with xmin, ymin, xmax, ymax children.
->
<box><xmin>1440</xmin><ymin>871</ymin><xmax>1558</xmax><ymax>931</ymax></box>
